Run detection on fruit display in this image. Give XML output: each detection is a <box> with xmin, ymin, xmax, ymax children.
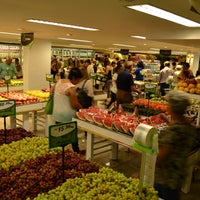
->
<box><xmin>0</xmin><ymin>149</ymin><xmax>100</xmax><ymax>200</ymax></box>
<box><xmin>0</xmin><ymin>137</ymin><xmax>61</xmax><ymax>171</ymax></box>
<box><xmin>0</xmin><ymin>127</ymin><xmax>34</xmax><ymax>145</ymax></box>
<box><xmin>0</xmin><ymin>91</ymin><xmax>40</xmax><ymax>105</ymax></box>
<box><xmin>175</xmin><ymin>79</ymin><xmax>200</xmax><ymax>95</ymax></box>
<box><xmin>0</xmin><ymin>79</ymin><xmax>23</xmax><ymax>87</ymax></box>
<box><xmin>24</xmin><ymin>90</ymin><xmax>50</xmax><ymax>101</ymax></box>
<box><xmin>33</xmin><ymin>167</ymin><xmax>158</xmax><ymax>200</ymax></box>
<box><xmin>76</xmin><ymin>106</ymin><xmax>166</xmax><ymax>136</ymax></box>
<box><xmin>121</xmin><ymin>98</ymin><xmax>168</xmax><ymax>116</ymax></box>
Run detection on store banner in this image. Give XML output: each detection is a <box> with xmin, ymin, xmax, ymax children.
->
<box><xmin>21</xmin><ymin>32</ymin><xmax>34</xmax><ymax>46</ymax></box>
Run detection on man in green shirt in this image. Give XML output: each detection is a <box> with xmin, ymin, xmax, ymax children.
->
<box><xmin>0</xmin><ymin>57</ymin><xmax>17</xmax><ymax>79</ymax></box>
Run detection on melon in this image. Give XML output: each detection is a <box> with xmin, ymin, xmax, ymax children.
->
<box><xmin>76</xmin><ymin>111</ymin><xmax>85</xmax><ymax>120</ymax></box>
<box><xmin>120</xmin><ymin>123</ymin><xmax>132</xmax><ymax>136</ymax></box>
<box><xmin>93</xmin><ymin>115</ymin><xmax>104</xmax><ymax>126</ymax></box>
<box><xmin>112</xmin><ymin>120</ymin><xmax>122</xmax><ymax>131</ymax></box>
<box><xmin>84</xmin><ymin>113</ymin><xmax>94</xmax><ymax>123</ymax></box>
<box><xmin>103</xmin><ymin>117</ymin><xmax>114</xmax><ymax>129</ymax></box>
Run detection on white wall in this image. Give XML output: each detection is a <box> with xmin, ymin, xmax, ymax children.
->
<box><xmin>22</xmin><ymin>39</ymin><xmax>51</xmax><ymax>90</ymax></box>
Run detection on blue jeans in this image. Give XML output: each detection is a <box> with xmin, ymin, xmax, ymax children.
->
<box><xmin>154</xmin><ymin>183</ymin><xmax>180</xmax><ymax>200</ymax></box>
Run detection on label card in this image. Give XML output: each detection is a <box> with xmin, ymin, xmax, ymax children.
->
<box><xmin>49</xmin><ymin>121</ymin><xmax>78</xmax><ymax>148</ymax></box>
<box><xmin>0</xmin><ymin>100</ymin><xmax>16</xmax><ymax>117</ymax></box>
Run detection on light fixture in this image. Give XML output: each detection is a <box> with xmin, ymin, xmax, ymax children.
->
<box><xmin>69</xmin><ymin>44</ymin><xmax>94</xmax><ymax>48</ymax></box>
<box><xmin>27</xmin><ymin>19</ymin><xmax>99</xmax><ymax>31</ymax></box>
<box><xmin>150</xmin><ymin>48</ymin><xmax>160</xmax><ymax>50</ymax></box>
<box><xmin>0</xmin><ymin>32</ymin><xmax>20</xmax><ymax>36</ymax></box>
<box><xmin>113</xmin><ymin>43</ymin><xmax>136</xmax><ymax>48</ymax></box>
<box><xmin>127</xmin><ymin>4</ymin><xmax>200</xmax><ymax>27</ymax></box>
<box><xmin>131</xmin><ymin>35</ymin><xmax>146</xmax><ymax>39</ymax></box>
<box><xmin>58</xmin><ymin>37</ymin><xmax>92</xmax><ymax>43</ymax></box>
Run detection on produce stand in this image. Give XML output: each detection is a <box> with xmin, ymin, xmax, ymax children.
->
<box><xmin>73</xmin><ymin>117</ymin><xmax>158</xmax><ymax>189</ymax></box>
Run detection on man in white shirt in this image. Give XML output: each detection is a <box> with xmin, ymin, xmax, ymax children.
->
<box><xmin>158</xmin><ymin>61</ymin><xmax>174</xmax><ymax>96</ymax></box>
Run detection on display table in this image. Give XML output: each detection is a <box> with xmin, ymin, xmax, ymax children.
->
<box><xmin>72</xmin><ymin>118</ymin><xmax>140</xmax><ymax>160</ymax></box>
<box><xmin>10</xmin><ymin>102</ymin><xmax>46</xmax><ymax>131</ymax></box>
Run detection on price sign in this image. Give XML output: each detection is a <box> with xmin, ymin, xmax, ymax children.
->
<box><xmin>144</xmin><ymin>83</ymin><xmax>157</xmax><ymax>93</ymax></box>
<box><xmin>49</xmin><ymin>121</ymin><xmax>78</xmax><ymax>148</ymax></box>
<box><xmin>0</xmin><ymin>100</ymin><xmax>16</xmax><ymax>117</ymax></box>
<box><xmin>46</xmin><ymin>74</ymin><xmax>54</xmax><ymax>82</ymax></box>
<box><xmin>4</xmin><ymin>75</ymin><xmax>11</xmax><ymax>84</ymax></box>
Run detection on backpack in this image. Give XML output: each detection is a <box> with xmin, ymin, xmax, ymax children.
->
<box><xmin>76</xmin><ymin>79</ymin><xmax>92</xmax><ymax>108</ymax></box>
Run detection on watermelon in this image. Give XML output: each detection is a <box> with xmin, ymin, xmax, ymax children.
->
<box><xmin>93</xmin><ymin>115</ymin><xmax>104</xmax><ymax>126</ymax></box>
<box><xmin>103</xmin><ymin>117</ymin><xmax>114</xmax><ymax>129</ymax></box>
<box><xmin>84</xmin><ymin>113</ymin><xmax>94</xmax><ymax>123</ymax></box>
<box><xmin>76</xmin><ymin>111</ymin><xmax>85</xmax><ymax>120</ymax></box>
<box><xmin>112</xmin><ymin>120</ymin><xmax>122</xmax><ymax>131</ymax></box>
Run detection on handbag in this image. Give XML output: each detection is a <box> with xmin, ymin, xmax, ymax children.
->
<box><xmin>44</xmin><ymin>92</ymin><xmax>54</xmax><ymax>114</ymax></box>
<box><xmin>76</xmin><ymin>79</ymin><xmax>92</xmax><ymax>108</ymax></box>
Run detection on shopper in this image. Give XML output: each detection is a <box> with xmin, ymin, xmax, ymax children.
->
<box><xmin>134</xmin><ymin>60</ymin><xmax>145</xmax><ymax>81</ymax></box>
<box><xmin>0</xmin><ymin>57</ymin><xmax>17</xmax><ymax>79</ymax></box>
<box><xmin>154</xmin><ymin>90</ymin><xmax>197</xmax><ymax>200</ymax></box>
<box><xmin>158</xmin><ymin>61</ymin><xmax>174</xmax><ymax>96</ymax></box>
<box><xmin>15</xmin><ymin>58</ymin><xmax>23</xmax><ymax>79</ymax></box>
<box><xmin>178</xmin><ymin>62</ymin><xmax>195</xmax><ymax>81</ymax></box>
<box><xmin>116</xmin><ymin>61</ymin><xmax>141</xmax><ymax>104</ymax></box>
<box><xmin>52</xmin><ymin>68</ymin><xmax>83</xmax><ymax>153</ymax></box>
<box><xmin>107</xmin><ymin>63</ymin><xmax>123</xmax><ymax>108</ymax></box>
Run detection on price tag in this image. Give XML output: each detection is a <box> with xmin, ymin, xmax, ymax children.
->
<box><xmin>4</xmin><ymin>75</ymin><xmax>11</xmax><ymax>84</ymax></box>
<box><xmin>144</xmin><ymin>83</ymin><xmax>157</xmax><ymax>93</ymax></box>
<box><xmin>0</xmin><ymin>100</ymin><xmax>16</xmax><ymax>117</ymax></box>
<box><xmin>46</xmin><ymin>74</ymin><xmax>54</xmax><ymax>82</ymax></box>
<box><xmin>49</xmin><ymin>121</ymin><xmax>78</xmax><ymax>148</ymax></box>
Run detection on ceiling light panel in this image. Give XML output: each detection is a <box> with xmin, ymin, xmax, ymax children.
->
<box><xmin>113</xmin><ymin>43</ymin><xmax>136</xmax><ymax>48</ymax></box>
<box><xmin>27</xmin><ymin>19</ymin><xmax>99</xmax><ymax>31</ymax></box>
<box><xmin>58</xmin><ymin>38</ymin><xmax>92</xmax><ymax>42</ymax></box>
<box><xmin>128</xmin><ymin>4</ymin><xmax>200</xmax><ymax>27</ymax></box>
<box><xmin>131</xmin><ymin>35</ymin><xmax>146</xmax><ymax>39</ymax></box>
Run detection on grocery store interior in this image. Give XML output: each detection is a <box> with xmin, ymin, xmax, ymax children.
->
<box><xmin>0</xmin><ymin>0</ymin><xmax>200</xmax><ymax>199</ymax></box>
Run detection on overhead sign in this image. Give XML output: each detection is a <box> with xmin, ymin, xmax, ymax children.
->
<box><xmin>21</xmin><ymin>32</ymin><xmax>34</xmax><ymax>46</ymax></box>
<box><xmin>0</xmin><ymin>100</ymin><xmax>16</xmax><ymax>117</ymax></box>
<box><xmin>49</xmin><ymin>121</ymin><xmax>78</xmax><ymax>148</ymax></box>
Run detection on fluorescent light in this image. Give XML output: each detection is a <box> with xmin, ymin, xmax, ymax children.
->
<box><xmin>150</xmin><ymin>48</ymin><xmax>160</xmax><ymax>50</ymax></box>
<box><xmin>58</xmin><ymin>37</ymin><xmax>92</xmax><ymax>43</ymax></box>
<box><xmin>27</xmin><ymin>19</ymin><xmax>99</xmax><ymax>31</ymax></box>
<box><xmin>113</xmin><ymin>43</ymin><xmax>136</xmax><ymax>48</ymax></box>
<box><xmin>0</xmin><ymin>32</ymin><xmax>20</xmax><ymax>36</ymax></box>
<box><xmin>69</xmin><ymin>44</ymin><xmax>93</xmax><ymax>48</ymax></box>
<box><xmin>128</xmin><ymin>4</ymin><xmax>200</xmax><ymax>27</ymax></box>
<box><xmin>131</xmin><ymin>35</ymin><xmax>146</xmax><ymax>39</ymax></box>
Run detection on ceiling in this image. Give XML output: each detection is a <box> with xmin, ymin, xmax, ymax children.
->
<box><xmin>1</xmin><ymin>0</ymin><xmax>200</xmax><ymax>55</ymax></box>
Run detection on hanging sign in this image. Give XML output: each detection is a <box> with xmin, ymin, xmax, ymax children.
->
<box><xmin>0</xmin><ymin>100</ymin><xmax>16</xmax><ymax>117</ymax></box>
<box><xmin>4</xmin><ymin>75</ymin><xmax>11</xmax><ymax>84</ymax></box>
<box><xmin>49</xmin><ymin>121</ymin><xmax>78</xmax><ymax>148</ymax></box>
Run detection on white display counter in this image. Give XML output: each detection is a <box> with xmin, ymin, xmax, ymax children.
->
<box><xmin>10</xmin><ymin>102</ymin><xmax>46</xmax><ymax>131</ymax></box>
<box><xmin>72</xmin><ymin>118</ymin><xmax>140</xmax><ymax>160</ymax></box>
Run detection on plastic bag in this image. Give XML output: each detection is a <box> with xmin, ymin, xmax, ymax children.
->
<box><xmin>44</xmin><ymin>92</ymin><xmax>54</xmax><ymax>114</ymax></box>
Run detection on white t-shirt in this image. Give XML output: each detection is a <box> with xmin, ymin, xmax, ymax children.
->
<box><xmin>110</xmin><ymin>73</ymin><xmax>118</xmax><ymax>94</ymax></box>
<box><xmin>52</xmin><ymin>79</ymin><xmax>76</xmax><ymax>123</ymax></box>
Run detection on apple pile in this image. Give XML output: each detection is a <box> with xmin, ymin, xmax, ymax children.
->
<box><xmin>0</xmin><ymin>127</ymin><xmax>34</xmax><ymax>145</ymax></box>
<box><xmin>0</xmin><ymin>149</ymin><xmax>100</xmax><ymax>200</ymax></box>
<box><xmin>0</xmin><ymin>91</ymin><xmax>39</xmax><ymax>105</ymax></box>
<box><xmin>33</xmin><ymin>167</ymin><xmax>158</xmax><ymax>200</ymax></box>
<box><xmin>175</xmin><ymin>79</ymin><xmax>200</xmax><ymax>95</ymax></box>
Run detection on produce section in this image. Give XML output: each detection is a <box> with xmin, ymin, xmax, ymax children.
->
<box><xmin>0</xmin><ymin>136</ymin><xmax>158</xmax><ymax>200</ymax></box>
